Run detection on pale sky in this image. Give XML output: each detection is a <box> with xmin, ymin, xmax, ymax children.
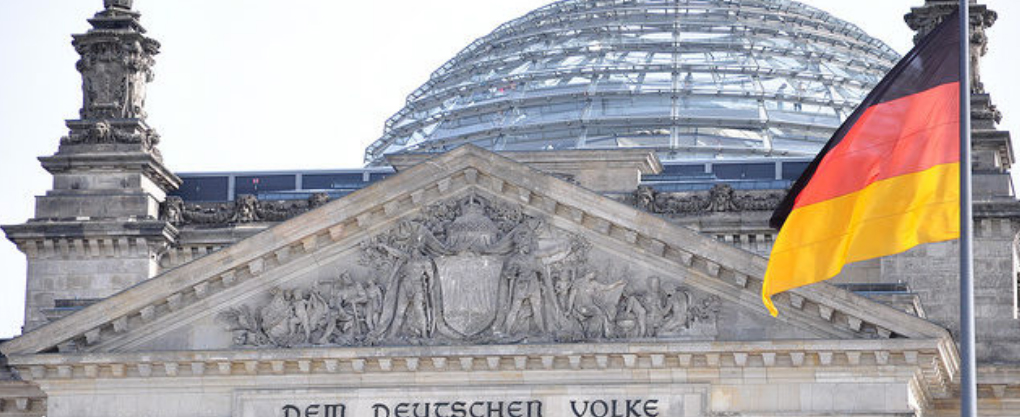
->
<box><xmin>1</xmin><ymin>0</ymin><xmax>1018</xmax><ymax>338</ymax></box>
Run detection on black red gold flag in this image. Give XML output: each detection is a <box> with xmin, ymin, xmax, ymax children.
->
<box><xmin>763</xmin><ymin>14</ymin><xmax>962</xmax><ymax>316</ymax></box>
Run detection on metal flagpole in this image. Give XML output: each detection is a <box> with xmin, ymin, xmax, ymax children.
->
<box><xmin>958</xmin><ymin>0</ymin><xmax>977</xmax><ymax>416</ymax></box>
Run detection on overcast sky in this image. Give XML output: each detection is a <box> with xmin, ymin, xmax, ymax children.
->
<box><xmin>1</xmin><ymin>0</ymin><xmax>1018</xmax><ymax>338</ymax></box>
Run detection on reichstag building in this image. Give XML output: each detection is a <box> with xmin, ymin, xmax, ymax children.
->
<box><xmin>1</xmin><ymin>0</ymin><xmax>1018</xmax><ymax>416</ymax></box>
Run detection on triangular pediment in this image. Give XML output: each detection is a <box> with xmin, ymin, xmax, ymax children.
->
<box><xmin>0</xmin><ymin>146</ymin><xmax>950</xmax><ymax>356</ymax></box>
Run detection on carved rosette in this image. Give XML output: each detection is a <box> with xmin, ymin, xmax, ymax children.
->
<box><xmin>219</xmin><ymin>195</ymin><xmax>720</xmax><ymax>348</ymax></box>
<box><xmin>59</xmin><ymin>2</ymin><xmax>163</xmax><ymax>155</ymax></box>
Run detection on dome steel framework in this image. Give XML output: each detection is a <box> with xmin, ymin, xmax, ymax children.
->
<box><xmin>365</xmin><ymin>0</ymin><xmax>900</xmax><ymax>165</ymax></box>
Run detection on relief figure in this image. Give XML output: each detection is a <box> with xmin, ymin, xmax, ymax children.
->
<box><xmin>369</xmin><ymin>221</ymin><xmax>460</xmax><ymax>342</ymax></box>
<box><xmin>563</xmin><ymin>272</ymin><xmax>625</xmax><ymax>339</ymax></box>
<box><xmin>496</xmin><ymin>243</ymin><xmax>549</xmax><ymax>335</ymax></box>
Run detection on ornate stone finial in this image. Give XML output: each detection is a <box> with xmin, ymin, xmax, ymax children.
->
<box><xmin>61</xmin><ymin>0</ymin><xmax>163</xmax><ymax>157</ymax></box>
<box><xmin>904</xmin><ymin>0</ymin><xmax>997</xmax><ymax>93</ymax></box>
<box><xmin>104</xmin><ymin>0</ymin><xmax>133</xmax><ymax>10</ymax></box>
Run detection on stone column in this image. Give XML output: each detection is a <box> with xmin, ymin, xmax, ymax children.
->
<box><xmin>2</xmin><ymin>0</ymin><xmax>181</xmax><ymax>333</ymax></box>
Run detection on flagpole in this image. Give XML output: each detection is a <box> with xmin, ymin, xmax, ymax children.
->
<box><xmin>958</xmin><ymin>0</ymin><xmax>977</xmax><ymax>416</ymax></box>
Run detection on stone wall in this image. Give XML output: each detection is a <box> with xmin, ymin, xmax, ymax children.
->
<box><xmin>882</xmin><ymin>215</ymin><xmax>1020</xmax><ymax>363</ymax></box>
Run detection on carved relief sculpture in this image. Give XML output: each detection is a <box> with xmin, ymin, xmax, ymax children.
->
<box><xmin>632</xmin><ymin>184</ymin><xmax>785</xmax><ymax>216</ymax></box>
<box><xmin>161</xmin><ymin>193</ymin><xmax>332</xmax><ymax>226</ymax></box>
<box><xmin>60</xmin><ymin>2</ymin><xmax>164</xmax><ymax>155</ymax></box>
<box><xmin>220</xmin><ymin>194</ymin><xmax>721</xmax><ymax>347</ymax></box>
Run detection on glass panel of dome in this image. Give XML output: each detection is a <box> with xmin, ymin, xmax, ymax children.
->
<box><xmin>767</xmin><ymin>107</ymin><xmax>838</xmax><ymax>127</ymax></box>
<box><xmin>634</xmin><ymin>72</ymin><xmax>672</xmax><ymax>91</ymax></box>
<box><xmin>534</xmin><ymin>101</ymin><xmax>586</xmax><ymax>121</ymax></box>
<box><xmin>615</xmin><ymin>134</ymin><xmax>671</xmax><ymax>149</ymax></box>
<box><xmin>365</xmin><ymin>0</ymin><xmax>899</xmax><ymax>165</ymax></box>
<box><xmin>679</xmin><ymin>97</ymin><xmax>758</xmax><ymax>120</ymax></box>
<box><xmin>649</xmin><ymin>53</ymin><xmax>673</xmax><ymax>65</ymax></box>
<box><xmin>694</xmin><ymin>128</ymin><xmax>767</xmax><ymax>146</ymax></box>
<box><xmin>501</xmin><ymin>130</ymin><xmax>580</xmax><ymax>151</ymax></box>
<box><xmin>592</xmin><ymin>95</ymin><xmax>672</xmax><ymax>118</ymax></box>
<box><xmin>716</xmin><ymin>74</ymin><xmax>756</xmax><ymax>93</ymax></box>
<box><xmin>693</xmin><ymin>134</ymin><xmax>764</xmax><ymax>150</ymax></box>
<box><xmin>772</xmin><ymin>138</ymin><xmax>824</xmax><ymax>155</ymax></box>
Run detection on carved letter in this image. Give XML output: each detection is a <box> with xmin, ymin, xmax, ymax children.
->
<box><xmin>626</xmin><ymin>399</ymin><xmax>643</xmax><ymax>417</ymax></box>
<box><xmin>282</xmin><ymin>405</ymin><xmax>301</xmax><ymax>417</ymax></box>
<box><xmin>372</xmin><ymin>404</ymin><xmax>390</xmax><ymax>417</ymax></box>
<box><xmin>644</xmin><ymin>400</ymin><xmax>659</xmax><ymax>417</ymax></box>
<box><xmin>469</xmin><ymin>402</ymin><xmax>486</xmax><ymax>417</ymax></box>
<box><xmin>433</xmin><ymin>402</ymin><xmax>450</xmax><ymax>417</ymax></box>
<box><xmin>590</xmin><ymin>400</ymin><xmax>609</xmax><ymax>417</ymax></box>
<box><xmin>570</xmin><ymin>401</ymin><xmax>590</xmax><ymax>417</ymax></box>
<box><xmin>324</xmin><ymin>404</ymin><xmax>345</xmax><ymax>417</ymax></box>
<box><xmin>528</xmin><ymin>401</ymin><xmax>543</xmax><ymax>417</ymax></box>
<box><xmin>487</xmin><ymin>401</ymin><xmax>505</xmax><ymax>417</ymax></box>
<box><xmin>450</xmin><ymin>401</ymin><xmax>467</xmax><ymax>417</ymax></box>
<box><xmin>507</xmin><ymin>401</ymin><xmax>523</xmax><ymax>417</ymax></box>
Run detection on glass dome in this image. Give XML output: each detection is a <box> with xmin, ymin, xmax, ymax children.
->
<box><xmin>365</xmin><ymin>0</ymin><xmax>900</xmax><ymax>165</ymax></box>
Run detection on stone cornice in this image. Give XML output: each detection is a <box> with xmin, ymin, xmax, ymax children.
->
<box><xmin>6</xmin><ymin>339</ymin><xmax>949</xmax><ymax>381</ymax></box>
<box><xmin>0</xmin><ymin>146</ymin><xmax>951</xmax><ymax>357</ymax></box>
<box><xmin>0</xmin><ymin>381</ymin><xmax>46</xmax><ymax>416</ymax></box>
<box><xmin>39</xmin><ymin>150</ymin><xmax>182</xmax><ymax>192</ymax></box>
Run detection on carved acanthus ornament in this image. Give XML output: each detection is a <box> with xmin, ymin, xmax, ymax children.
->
<box><xmin>632</xmin><ymin>184</ymin><xmax>785</xmax><ymax>216</ymax></box>
<box><xmin>219</xmin><ymin>195</ymin><xmax>720</xmax><ymax>347</ymax></box>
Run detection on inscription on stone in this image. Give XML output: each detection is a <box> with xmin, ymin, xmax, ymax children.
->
<box><xmin>235</xmin><ymin>385</ymin><xmax>705</xmax><ymax>417</ymax></box>
<box><xmin>282</xmin><ymin>404</ymin><xmax>346</xmax><ymax>417</ymax></box>
<box><xmin>279</xmin><ymin>399</ymin><xmax>660</xmax><ymax>417</ymax></box>
<box><xmin>569</xmin><ymin>399</ymin><xmax>658</xmax><ymax>417</ymax></box>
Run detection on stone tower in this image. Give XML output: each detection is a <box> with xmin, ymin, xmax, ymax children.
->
<box><xmin>885</xmin><ymin>0</ymin><xmax>1020</xmax><ymax>365</ymax></box>
<box><xmin>2</xmin><ymin>0</ymin><xmax>180</xmax><ymax>332</ymax></box>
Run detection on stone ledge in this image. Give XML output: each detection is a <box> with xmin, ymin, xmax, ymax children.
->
<box><xmin>8</xmin><ymin>339</ymin><xmax>948</xmax><ymax>381</ymax></box>
<box><xmin>0</xmin><ymin>381</ymin><xmax>46</xmax><ymax>417</ymax></box>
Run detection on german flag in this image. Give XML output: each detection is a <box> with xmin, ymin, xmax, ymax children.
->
<box><xmin>763</xmin><ymin>14</ymin><xmax>962</xmax><ymax>316</ymax></box>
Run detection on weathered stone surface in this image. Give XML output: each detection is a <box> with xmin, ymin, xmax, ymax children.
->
<box><xmin>1</xmin><ymin>1</ymin><xmax>179</xmax><ymax>333</ymax></box>
<box><xmin>5</xmin><ymin>0</ymin><xmax>1020</xmax><ymax>416</ymax></box>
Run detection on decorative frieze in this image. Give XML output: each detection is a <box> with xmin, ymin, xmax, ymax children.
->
<box><xmin>161</xmin><ymin>193</ymin><xmax>331</xmax><ymax>227</ymax></box>
<box><xmin>632</xmin><ymin>184</ymin><xmax>785</xmax><ymax>216</ymax></box>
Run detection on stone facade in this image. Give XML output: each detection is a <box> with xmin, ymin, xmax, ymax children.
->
<box><xmin>0</xmin><ymin>146</ymin><xmax>962</xmax><ymax>416</ymax></box>
<box><xmin>3</xmin><ymin>0</ymin><xmax>1020</xmax><ymax>417</ymax></box>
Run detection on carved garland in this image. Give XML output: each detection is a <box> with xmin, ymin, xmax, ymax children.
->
<box><xmin>632</xmin><ymin>184</ymin><xmax>785</xmax><ymax>215</ymax></box>
<box><xmin>161</xmin><ymin>193</ymin><xmax>332</xmax><ymax>226</ymax></box>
